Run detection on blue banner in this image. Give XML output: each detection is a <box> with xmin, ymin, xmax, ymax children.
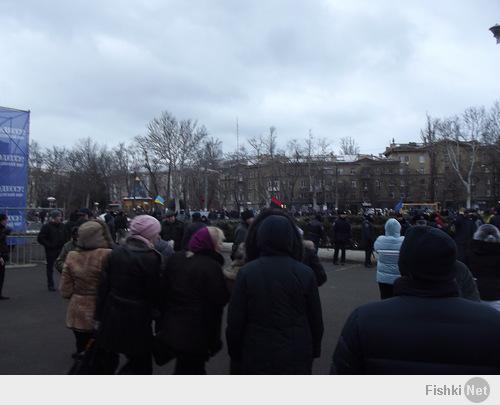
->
<box><xmin>0</xmin><ymin>107</ymin><xmax>30</xmax><ymax>233</ymax></box>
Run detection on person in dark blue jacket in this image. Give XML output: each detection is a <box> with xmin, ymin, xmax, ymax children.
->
<box><xmin>226</xmin><ymin>209</ymin><xmax>324</xmax><ymax>374</ymax></box>
<box><xmin>330</xmin><ymin>225</ymin><xmax>500</xmax><ymax>375</ymax></box>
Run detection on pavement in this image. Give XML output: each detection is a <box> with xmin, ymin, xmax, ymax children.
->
<box><xmin>0</xmin><ymin>252</ymin><xmax>379</xmax><ymax>375</ymax></box>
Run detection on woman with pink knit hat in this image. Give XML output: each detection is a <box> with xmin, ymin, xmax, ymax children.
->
<box><xmin>157</xmin><ymin>226</ymin><xmax>230</xmax><ymax>374</ymax></box>
<box><xmin>95</xmin><ymin>215</ymin><xmax>162</xmax><ymax>374</ymax></box>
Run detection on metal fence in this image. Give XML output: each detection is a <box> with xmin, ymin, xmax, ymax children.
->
<box><xmin>6</xmin><ymin>235</ymin><xmax>46</xmax><ymax>266</ymax></box>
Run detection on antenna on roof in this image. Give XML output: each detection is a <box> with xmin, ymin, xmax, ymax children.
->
<box><xmin>236</xmin><ymin>117</ymin><xmax>239</xmax><ymax>152</ymax></box>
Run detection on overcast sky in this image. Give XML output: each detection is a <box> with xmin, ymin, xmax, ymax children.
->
<box><xmin>1</xmin><ymin>0</ymin><xmax>499</xmax><ymax>155</ymax></box>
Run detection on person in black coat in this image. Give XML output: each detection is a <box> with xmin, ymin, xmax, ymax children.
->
<box><xmin>489</xmin><ymin>205</ymin><xmax>500</xmax><ymax>230</ymax></box>
<box><xmin>331</xmin><ymin>225</ymin><xmax>500</xmax><ymax>375</ymax></box>
<box><xmin>302</xmin><ymin>240</ymin><xmax>327</xmax><ymax>286</ymax></box>
<box><xmin>160</xmin><ymin>210</ymin><xmax>185</xmax><ymax>252</ymax></box>
<box><xmin>0</xmin><ymin>214</ymin><xmax>11</xmax><ymax>300</ymax></box>
<box><xmin>181</xmin><ymin>212</ymin><xmax>207</xmax><ymax>250</ymax></box>
<box><xmin>453</xmin><ymin>211</ymin><xmax>476</xmax><ymax>262</ymax></box>
<box><xmin>361</xmin><ymin>214</ymin><xmax>376</xmax><ymax>268</ymax></box>
<box><xmin>158</xmin><ymin>226</ymin><xmax>229</xmax><ymax>374</ymax></box>
<box><xmin>37</xmin><ymin>210</ymin><xmax>67</xmax><ymax>291</ymax></box>
<box><xmin>331</xmin><ymin>212</ymin><xmax>351</xmax><ymax>265</ymax></box>
<box><xmin>305</xmin><ymin>214</ymin><xmax>325</xmax><ymax>254</ymax></box>
<box><xmin>231</xmin><ymin>210</ymin><xmax>254</xmax><ymax>260</ymax></box>
<box><xmin>465</xmin><ymin>224</ymin><xmax>500</xmax><ymax>308</ymax></box>
<box><xmin>226</xmin><ymin>210</ymin><xmax>324</xmax><ymax>374</ymax></box>
<box><xmin>95</xmin><ymin>215</ymin><xmax>162</xmax><ymax>374</ymax></box>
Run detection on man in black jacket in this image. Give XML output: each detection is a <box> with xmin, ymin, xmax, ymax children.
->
<box><xmin>331</xmin><ymin>226</ymin><xmax>500</xmax><ymax>375</ymax></box>
<box><xmin>230</xmin><ymin>210</ymin><xmax>254</xmax><ymax>260</ymax></box>
<box><xmin>361</xmin><ymin>214</ymin><xmax>375</xmax><ymax>267</ymax></box>
<box><xmin>181</xmin><ymin>212</ymin><xmax>207</xmax><ymax>250</ymax></box>
<box><xmin>160</xmin><ymin>210</ymin><xmax>184</xmax><ymax>252</ymax></box>
<box><xmin>37</xmin><ymin>210</ymin><xmax>66</xmax><ymax>291</ymax></box>
<box><xmin>0</xmin><ymin>214</ymin><xmax>11</xmax><ymax>299</ymax></box>
<box><xmin>489</xmin><ymin>205</ymin><xmax>500</xmax><ymax>230</ymax></box>
<box><xmin>332</xmin><ymin>212</ymin><xmax>351</xmax><ymax>265</ymax></box>
<box><xmin>305</xmin><ymin>214</ymin><xmax>325</xmax><ymax>254</ymax></box>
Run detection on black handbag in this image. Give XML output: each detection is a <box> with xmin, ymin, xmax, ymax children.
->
<box><xmin>67</xmin><ymin>338</ymin><xmax>118</xmax><ymax>375</ymax></box>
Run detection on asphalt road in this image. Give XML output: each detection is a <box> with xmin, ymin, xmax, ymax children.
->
<box><xmin>0</xmin><ymin>255</ymin><xmax>379</xmax><ymax>375</ymax></box>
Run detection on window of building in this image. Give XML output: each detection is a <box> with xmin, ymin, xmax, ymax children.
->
<box><xmin>487</xmin><ymin>189</ymin><xmax>492</xmax><ymax>197</ymax></box>
<box><xmin>389</xmin><ymin>191</ymin><xmax>395</xmax><ymax>199</ymax></box>
<box><xmin>350</xmin><ymin>168</ymin><xmax>356</xmax><ymax>175</ymax></box>
<box><xmin>338</xmin><ymin>168</ymin><xmax>344</xmax><ymax>175</ymax></box>
<box><xmin>399</xmin><ymin>168</ymin><xmax>405</xmax><ymax>175</ymax></box>
<box><xmin>400</xmin><ymin>180</ymin><xmax>405</xmax><ymax>187</ymax></box>
<box><xmin>351</xmin><ymin>180</ymin><xmax>357</xmax><ymax>188</ymax></box>
<box><xmin>419</xmin><ymin>155</ymin><xmax>425</xmax><ymax>164</ymax></box>
<box><xmin>375</xmin><ymin>180</ymin><xmax>381</xmax><ymax>189</ymax></box>
<box><xmin>418</xmin><ymin>167</ymin><xmax>425</xmax><ymax>174</ymax></box>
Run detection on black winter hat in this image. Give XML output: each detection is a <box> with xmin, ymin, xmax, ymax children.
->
<box><xmin>241</xmin><ymin>210</ymin><xmax>254</xmax><ymax>221</ymax></box>
<box><xmin>398</xmin><ymin>226</ymin><xmax>457</xmax><ymax>283</ymax></box>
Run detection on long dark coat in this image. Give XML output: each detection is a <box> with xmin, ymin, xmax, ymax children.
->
<box><xmin>226</xmin><ymin>214</ymin><xmax>324</xmax><ymax>374</ymax></box>
<box><xmin>95</xmin><ymin>238</ymin><xmax>162</xmax><ymax>356</ymax></box>
<box><xmin>158</xmin><ymin>250</ymin><xmax>229</xmax><ymax>358</ymax></box>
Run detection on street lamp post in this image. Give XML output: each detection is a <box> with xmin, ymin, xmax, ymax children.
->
<box><xmin>47</xmin><ymin>196</ymin><xmax>56</xmax><ymax>208</ymax></box>
<box><xmin>490</xmin><ymin>24</ymin><xmax>500</xmax><ymax>43</ymax></box>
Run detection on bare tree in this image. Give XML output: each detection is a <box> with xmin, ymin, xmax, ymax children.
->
<box><xmin>420</xmin><ymin>113</ymin><xmax>439</xmax><ymax>202</ymax></box>
<box><xmin>339</xmin><ymin>136</ymin><xmax>360</xmax><ymax>156</ymax></box>
<box><xmin>436</xmin><ymin>107</ymin><xmax>487</xmax><ymax>208</ymax></box>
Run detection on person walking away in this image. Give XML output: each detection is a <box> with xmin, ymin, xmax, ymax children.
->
<box><xmin>489</xmin><ymin>205</ymin><xmax>500</xmax><ymax>230</ymax></box>
<box><xmin>361</xmin><ymin>214</ymin><xmax>376</xmax><ymax>268</ymax></box>
<box><xmin>303</xmin><ymin>240</ymin><xmax>327</xmax><ymax>286</ymax></box>
<box><xmin>158</xmin><ymin>226</ymin><xmax>229</xmax><ymax>374</ymax></box>
<box><xmin>114</xmin><ymin>210</ymin><xmax>128</xmax><ymax>243</ymax></box>
<box><xmin>55</xmin><ymin>226</ymin><xmax>80</xmax><ymax>274</ymax></box>
<box><xmin>160</xmin><ymin>210</ymin><xmax>185</xmax><ymax>252</ymax></box>
<box><xmin>331</xmin><ymin>225</ymin><xmax>500</xmax><ymax>374</ymax></box>
<box><xmin>103</xmin><ymin>209</ymin><xmax>116</xmax><ymax>242</ymax></box>
<box><xmin>465</xmin><ymin>224</ymin><xmax>500</xmax><ymax>310</ymax></box>
<box><xmin>226</xmin><ymin>210</ymin><xmax>324</xmax><ymax>374</ymax></box>
<box><xmin>181</xmin><ymin>212</ymin><xmax>206</xmax><ymax>250</ymax></box>
<box><xmin>59</xmin><ymin>220</ymin><xmax>113</xmax><ymax>356</ymax></box>
<box><xmin>95</xmin><ymin>215</ymin><xmax>162</xmax><ymax>374</ymax></box>
<box><xmin>0</xmin><ymin>214</ymin><xmax>11</xmax><ymax>299</ymax></box>
<box><xmin>231</xmin><ymin>210</ymin><xmax>254</xmax><ymax>260</ymax></box>
<box><xmin>374</xmin><ymin>218</ymin><xmax>404</xmax><ymax>299</ymax></box>
<box><xmin>305</xmin><ymin>214</ymin><xmax>325</xmax><ymax>254</ymax></box>
<box><xmin>63</xmin><ymin>210</ymin><xmax>79</xmax><ymax>242</ymax></box>
<box><xmin>37</xmin><ymin>210</ymin><xmax>67</xmax><ymax>291</ymax></box>
<box><xmin>453</xmin><ymin>210</ymin><xmax>476</xmax><ymax>262</ymax></box>
<box><xmin>331</xmin><ymin>212</ymin><xmax>351</xmax><ymax>265</ymax></box>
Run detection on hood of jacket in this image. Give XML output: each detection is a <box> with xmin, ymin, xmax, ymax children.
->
<box><xmin>256</xmin><ymin>215</ymin><xmax>297</xmax><ymax>257</ymax></box>
<box><xmin>385</xmin><ymin>218</ymin><xmax>401</xmax><ymax>238</ymax></box>
<box><xmin>77</xmin><ymin>220</ymin><xmax>113</xmax><ymax>250</ymax></box>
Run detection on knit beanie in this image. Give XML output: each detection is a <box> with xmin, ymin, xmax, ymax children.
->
<box><xmin>129</xmin><ymin>215</ymin><xmax>161</xmax><ymax>243</ymax></box>
<box><xmin>188</xmin><ymin>226</ymin><xmax>215</xmax><ymax>253</ymax></box>
<box><xmin>398</xmin><ymin>225</ymin><xmax>457</xmax><ymax>283</ymax></box>
<box><xmin>50</xmin><ymin>209</ymin><xmax>62</xmax><ymax>219</ymax></box>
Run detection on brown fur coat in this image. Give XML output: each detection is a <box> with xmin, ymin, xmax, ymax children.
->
<box><xmin>59</xmin><ymin>220</ymin><xmax>112</xmax><ymax>331</ymax></box>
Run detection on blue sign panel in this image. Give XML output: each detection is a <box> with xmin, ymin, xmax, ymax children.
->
<box><xmin>0</xmin><ymin>107</ymin><xmax>30</xmax><ymax>233</ymax></box>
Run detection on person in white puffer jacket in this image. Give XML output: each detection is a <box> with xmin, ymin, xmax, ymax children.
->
<box><xmin>374</xmin><ymin>218</ymin><xmax>405</xmax><ymax>299</ymax></box>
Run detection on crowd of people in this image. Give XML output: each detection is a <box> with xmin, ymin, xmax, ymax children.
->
<box><xmin>2</xmin><ymin>203</ymin><xmax>500</xmax><ymax>374</ymax></box>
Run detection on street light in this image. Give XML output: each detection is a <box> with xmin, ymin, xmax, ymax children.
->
<box><xmin>490</xmin><ymin>24</ymin><xmax>500</xmax><ymax>44</ymax></box>
<box><xmin>47</xmin><ymin>196</ymin><xmax>56</xmax><ymax>208</ymax></box>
